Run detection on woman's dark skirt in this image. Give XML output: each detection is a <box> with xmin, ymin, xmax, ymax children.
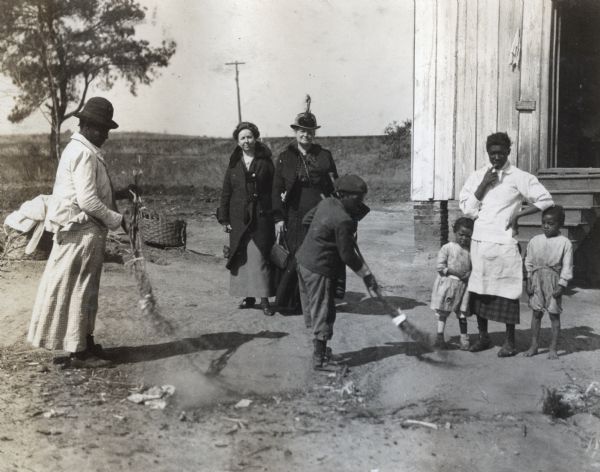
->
<box><xmin>469</xmin><ymin>292</ymin><xmax>520</xmax><ymax>325</ymax></box>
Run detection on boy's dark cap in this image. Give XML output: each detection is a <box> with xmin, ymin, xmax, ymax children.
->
<box><xmin>335</xmin><ymin>174</ymin><xmax>368</xmax><ymax>194</ymax></box>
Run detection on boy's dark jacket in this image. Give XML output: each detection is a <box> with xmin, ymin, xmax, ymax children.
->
<box><xmin>218</xmin><ymin>142</ymin><xmax>274</xmax><ymax>270</ymax></box>
<box><xmin>296</xmin><ymin>197</ymin><xmax>365</xmax><ymax>277</ymax></box>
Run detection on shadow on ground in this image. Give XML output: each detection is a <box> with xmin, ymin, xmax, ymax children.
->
<box><xmin>337</xmin><ymin>291</ymin><xmax>426</xmax><ymax>315</ymax></box>
<box><xmin>336</xmin><ymin>342</ymin><xmax>454</xmax><ymax>368</ymax></box>
<box><xmin>104</xmin><ymin>330</ymin><xmax>288</xmax><ymax>376</ymax></box>
<box><xmin>445</xmin><ymin>325</ymin><xmax>600</xmax><ymax>356</ymax></box>
<box><xmin>338</xmin><ymin>326</ymin><xmax>600</xmax><ymax>368</ymax></box>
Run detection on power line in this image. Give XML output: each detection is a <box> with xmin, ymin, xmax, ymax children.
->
<box><xmin>225</xmin><ymin>61</ymin><xmax>245</xmax><ymax>123</ymax></box>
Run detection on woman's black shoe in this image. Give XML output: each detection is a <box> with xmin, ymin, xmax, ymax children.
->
<box><xmin>238</xmin><ymin>297</ymin><xmax>256</xmax><ymax>309</ymax></box>
<box><xmin>86</xmin><ymin>334</ymin><xmax>105</xmax><ymax>358</ymax></box>
<box><xmin>68</xmin><ymin>350</ymin><xmax>112</xmax><ymax>368</ymax></box>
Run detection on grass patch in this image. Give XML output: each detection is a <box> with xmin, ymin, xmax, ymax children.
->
<box><xmin>0</xmin><ymin>133</ymin><xmax>411</xmax><ymax>211</ymax></box>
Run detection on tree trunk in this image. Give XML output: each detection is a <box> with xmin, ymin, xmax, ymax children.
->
<box><xmin>50</xmin><ymin>119</ymin><xmax>61</xmax><ymax>161</ymax></box>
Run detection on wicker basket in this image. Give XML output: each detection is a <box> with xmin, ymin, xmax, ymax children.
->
<box><xmin>1</xmin><ymin>228</ymin><xmax>53</xmax><ymax>261</ymax></box>
<box><xmin>138</xmin><ymin>209</ymin><xmax>187</xmax><ymax>248</ymax></box>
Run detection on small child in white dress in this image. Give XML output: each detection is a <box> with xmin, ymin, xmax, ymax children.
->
<box><xmin>524</xmin><ymin>205</ymin><xmax>573</xmax><ymax>360</ymax></box>
<box><xmin>430</xmin><ymin>217</ymin><xmax>474</xmax><ymax>350</ymax></box>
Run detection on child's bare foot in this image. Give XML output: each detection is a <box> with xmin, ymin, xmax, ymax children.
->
<box><xmin>523</xmin><ymin>346</ymin><xmax>538</xmax><ymax>357</ymax></box>
<box><xmin>547</xmin><ymin>350</ymin><xmax>559</xmax><ymax>360</ymax></box>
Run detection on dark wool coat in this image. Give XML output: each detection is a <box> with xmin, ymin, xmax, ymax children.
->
<box><xmin>272</xmin><ymin>142</ymin><xmax>338</xmax><ymax>254</ymax></box>
<box><xmin>271</xmin><ymin>142</ymin><xmax>339</xmax><ymax>311</ymax></box>
<box><xmin>218</xmin><ymin>142</ymin><xmax>275</xmax><ymax>271</ymax></box>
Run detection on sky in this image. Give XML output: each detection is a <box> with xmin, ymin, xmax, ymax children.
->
<box><xmin>0</xmin><ymin>0</ymin><xmax>414</xmax><ymax>138</ymax></box>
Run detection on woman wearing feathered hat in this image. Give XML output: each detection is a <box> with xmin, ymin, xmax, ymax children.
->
<box><xmin>272</xmin><ymin>96</ymin><xmax>338</xmax><ymax>313</ymax></box>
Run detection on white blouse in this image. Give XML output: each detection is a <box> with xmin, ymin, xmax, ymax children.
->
<box><xmin>459</xmin><ymin>162</ymin><xmax>554</xmax><ymax>244</ymax></box>
<box><xmin>242</xmin><ymin>151</ymin><xmax>254</xmax><ymax>170</ymax></box>
<box><xmin>46</xmin><ymin>132</ymin><xmax>122</xmax><ymax>232</ymax></box>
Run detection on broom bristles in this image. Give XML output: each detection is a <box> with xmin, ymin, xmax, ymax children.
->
<box><xmin>373</xmin><ymin>288</ymin><xmax>435</xmax><ymax>351</ymax></box>
<box><xmin>399</xmin><ymin>319</ymin><xmax>433</xmax><ymax>349</ymax></box>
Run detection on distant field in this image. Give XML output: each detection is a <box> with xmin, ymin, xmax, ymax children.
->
<box><xmin>0</xmin><ymin>133</ymin><xmax>410</xmax><ymax>211</ymax></box>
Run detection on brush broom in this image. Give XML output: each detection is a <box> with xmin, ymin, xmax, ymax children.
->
<box><xmin>353</xmin><ymin>242</ymin><xmax>435</xmax><ymax>351</ymax></box>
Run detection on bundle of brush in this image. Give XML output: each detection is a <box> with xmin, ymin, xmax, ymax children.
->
<box><xmin>125</xmin><ymin>187</ymin><xmax>178</xmax><ymax>336</ymax></box>
<box><xmin>122</xmin><ymin>183</ymin><xmax>240</xmax><ymax>397</ymax></box>
<box><xmin>352</xmin><ymin>241</ymin><xmax>435</xmax><ymax>352</ymax></box>
<box><xmin>126</xmin><ymin>189</ymin><xmax>157</xmax><ymax>317</ymax></box>
<box><xmin>367</xmin><ymin>285</ymin><xmax>435</xmax><ymax>351</ymax></box>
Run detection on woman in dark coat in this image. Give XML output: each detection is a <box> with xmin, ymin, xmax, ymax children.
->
<box><xmin>218</xmin><ymin>122</ymin><xmax>275</xmax><ymax>316</ymax></box>
<box><xmin>272</xmin><ymin>97</ymin><xmax>338</xmax><ymax>313</ymax></box>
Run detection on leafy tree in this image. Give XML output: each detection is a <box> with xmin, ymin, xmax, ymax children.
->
<box><xmin>384</xmin><ymin>119</ymin><xmax>412</xmax><ymax>159</ymax></box>
<box><xmin>0</xmin><ymin>0</ymin><xmax>176</xmax><ymax>159</ymax></box>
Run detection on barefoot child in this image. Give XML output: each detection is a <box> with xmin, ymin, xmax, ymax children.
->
<box><xmin>430</xmin><ymin>217</ymin><xmax>474</xmax><ymax>350</ymax></box>
<box><xmin>524</xmin><ymin>205</ymin><xmax>573</xmax><ymax>359</ymax></box>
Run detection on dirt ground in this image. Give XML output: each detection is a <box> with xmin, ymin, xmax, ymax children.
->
<box><xmin>1</xmin><ymin>201</ymin><xmax>600</xmax><ymax>471</ymax></box>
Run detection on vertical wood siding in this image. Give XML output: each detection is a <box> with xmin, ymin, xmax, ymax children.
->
<box><xmin>538</xmin><ymin>0</ymin><xmax>553</xmax><ymax>171</ymax></box>
<box><xmin>549</xmin><ymin>3</ymin><xmax>561</xmax><ymax>167</ymax></box>
<box><xmin>517</xmin><ymin>0</ymin><xmax>545</xmax><ymax>173</ymax></box>
<box><xmin>433</xmin><ymin>0</ymin><xmax>458</xmax><ymax>199</ymax></box>
<box><xmin>412</xmin><ymin>0</ymin><xmax>437</xmax><ymax>200</ymax></box>
<box><xmin>475</xmin><ymin>0</ymin><xmax>500</xmax><ymax>168</ymax></box>
<box><xmin>497</xmin><ymin>0</ymin><xmax>523</xmax><ymax>160</ymax></box>
<box><xmin>454</xmin><ymin>0</ymin><xmax>478</xmax><ymax>196</ymax></box>
<box><xmin>412</xmin><ymin>0</ymin><xmax>553</xmax><ymax>200</ymax></box>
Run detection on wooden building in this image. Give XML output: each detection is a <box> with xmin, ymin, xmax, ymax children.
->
<box><xmin>411</xmin><ymin>0</ymin><xmax>600</xmax><ymax>283</ymax></box>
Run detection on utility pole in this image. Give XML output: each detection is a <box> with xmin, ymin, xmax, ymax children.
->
<box><xmin>225</xmin><ymin>61</ymin><xmax>245</xmax><ymax>123</ymax></box>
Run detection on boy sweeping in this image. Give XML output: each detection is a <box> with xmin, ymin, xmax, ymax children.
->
<box><xmin>296</xmin><ymin>174</ymin><xmax>377</xmax><ymax>369</ymax></box>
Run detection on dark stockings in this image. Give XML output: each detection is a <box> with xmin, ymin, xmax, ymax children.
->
<box><xmin>458</xmin><ymin>317</ymin><xmax>468</xmax><ymax>335</ymax></box>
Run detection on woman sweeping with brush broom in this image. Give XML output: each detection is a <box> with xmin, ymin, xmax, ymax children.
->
<box><xmin>27</xmin><ymin>97</ymin><xmax>136</xmax><ymax>369</ymax></box>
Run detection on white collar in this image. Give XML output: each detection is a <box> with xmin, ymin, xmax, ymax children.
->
<box><xmin>71</xmin><ymin>132</ymin><xmax>105</xmax><ymax>162</ymax></box>
<box><xmin>487</xmin><ymin>161</ymin><xmax>513</xmax><ymax>181</ymax></box>
<box><xmin>242</xmin><ymin>151</ymin><xmax>254</xmax><ymax>169</ymax></box>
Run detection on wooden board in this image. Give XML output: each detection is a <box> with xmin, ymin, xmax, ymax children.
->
<box><xmin>538</xmin><ymin>0</ymin><xmax>553</xmax><ymax>170</ymax></box>
<box><xmin>433</xmin><ymin>0</ymin><xmax>458</xmax><ymax>200</ymax></box>
<box><xmin>454</xmin><ymin>0</ymin><xmax>479</xmax><ymax>198</ymax></box>
<box><xmin>497</xmin><ymin>0</ymin><xmax>523</xmax><ymax>159</ymax></box>
<box><xmin>517</xmin><ymin>0</ymin><xmax>544</xmax><ymax>173</ymax></box>
<box><xmin>412</xmin><ymin>0</ymin><xmax>437</xmax><ymax>200</ymax></box>
<box><xmin>475</xmin><ymin>0</ymin><xmax>500</xmax><ymax>169</ymax></box>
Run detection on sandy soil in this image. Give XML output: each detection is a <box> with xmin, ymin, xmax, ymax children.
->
<box><xmin>1</xmin><ymin>203</ymin><xmax>599</xmax><ymax>471</ymax></box>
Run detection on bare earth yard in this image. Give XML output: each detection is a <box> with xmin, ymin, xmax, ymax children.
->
<box><xmin>1</xmin><ymin>201</ymin><xmax>599</xmax><ymax>471</ymax></box>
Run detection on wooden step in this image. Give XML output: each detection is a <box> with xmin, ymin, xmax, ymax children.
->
<box><xmin>538</xmin><ymin>167</ymin><xmax>600</xmax><ymax>175</ymax></box>
<box><xmin>538</xmin><ymin>175</ymin><xmax>600</xmax><ymax>191</ymax></box>
<box><xmin>519</xmin><ymin>207</ymin><xmax>598</xmax><ymax>225</ymax></box>
<box><xmin>517</xmin><ymin>224</ymin><xmax>589</xmax><ymax>241</ymax></box>
<box><xmin>547</xmin><ymin>190</ymin><xmax>600</xmax><ymax>207</ymax></box>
